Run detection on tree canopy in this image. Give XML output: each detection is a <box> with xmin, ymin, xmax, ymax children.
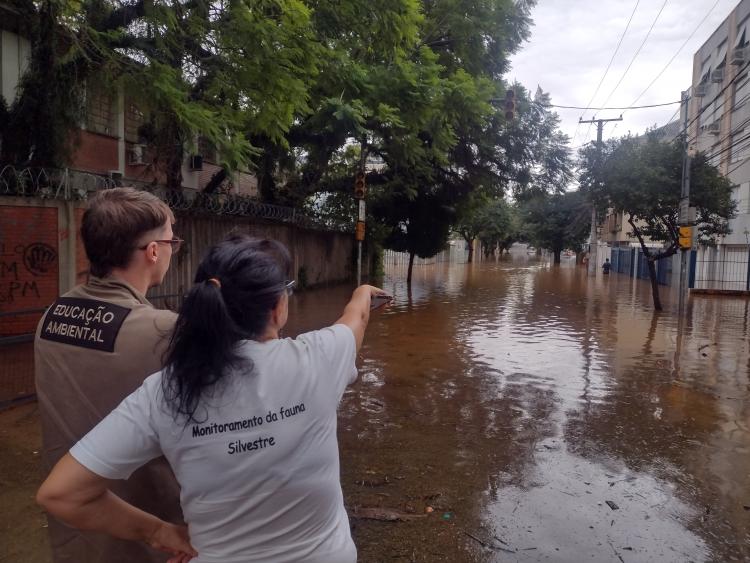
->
<box><xmin>521</xmin><ymin>190</ymin><xmax>589</xmax><ymax>264</ymax></box>
<box><xmin>578</xmin><ymin>132</ymin><xmax>736</xmax><ymax>309</ymax></box>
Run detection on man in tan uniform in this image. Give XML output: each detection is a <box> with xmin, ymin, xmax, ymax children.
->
<box><xmin>35</xmin><ymin>188</ymin><xmax>183</xmax><ymax>562</ymax></box>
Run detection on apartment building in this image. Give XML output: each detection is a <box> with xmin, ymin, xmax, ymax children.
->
<box><xmin>689</xmin><ymin>0</ymin><xmax>750</xmax><ymax>290</ymax></box>
<box><xmin>0</xmin><ymin>7</ymin><xmax>256</xmax><ymax>197</ymax></box>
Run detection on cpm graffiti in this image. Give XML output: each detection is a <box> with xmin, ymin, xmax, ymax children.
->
<box><xmin>0</xmin><ymin>242</ymin><xmax>57</xmax><ymax>305</ymax></box>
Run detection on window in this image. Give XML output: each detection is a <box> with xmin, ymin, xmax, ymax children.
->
<box><xmin>731</xmin><ymin>130</ymin><xmax>750</xmax><ymax>163</ymax></box>
<box><xmin>124</xmin><ymin>103</ymin><xmax>145</xmax><ymax>143</ymax></box>
<box><xmin>735</xmin><ymin>17</ymin><xmax>749</xmax><ymax>49</ymax></box>
<box><xmin>699</xmin><ymin>57</ymin><xmax>711</xmax><ymax>84</ymax></box>
<box><xmin>733</xmin><ymin>182</ymin><xmax>750</xmax><ymax>214</ymax></box>
<box><xmin>734</xmin><ymin>74</ymin><xmax>750</xmax><ymax>109</ymax></box>
<box><xmin>716</xmin><ymin>41</ymin><xmax>728</xmax><ymax>69</ymax></box>
<box><xmin>708</xmin><ymin>143</ymin><xmax>722</xmax><ymax>168</ymax></box>
<box><xmin>85</xmin><ymin>87</ymin><xmax>117</xmax><ymax>137</ymax></box>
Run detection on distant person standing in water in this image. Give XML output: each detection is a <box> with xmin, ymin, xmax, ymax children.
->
<box><xmin>602</xmin><ymin>258</ymin><xmax>611</xmax><ymax>275</ymax></box>
<box><xmin>38</xmin><ymin>235</ymin><xmax>392</xmax><ymax>563</ymax></box>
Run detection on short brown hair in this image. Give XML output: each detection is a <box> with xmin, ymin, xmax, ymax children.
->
<box><xmin>82</xmin><ymin>188</ymin><xmax>175</xmax><ymax>277</ymax></box>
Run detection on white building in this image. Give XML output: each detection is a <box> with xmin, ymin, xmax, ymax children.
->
<box><xmin>689</xmin><ymin>0</ymin><xmax>750</xmax><ymax>291</ymax></box>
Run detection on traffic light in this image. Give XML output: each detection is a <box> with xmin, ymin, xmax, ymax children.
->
<box><xmin>504</xmin><ymin>89</ymin><xmax>515</xmax><ymax>120</ymax></box>
<box><xmin>354</xmin><ymin>171</ymin><xmax>366</xmax><ymax>199</ymax></box>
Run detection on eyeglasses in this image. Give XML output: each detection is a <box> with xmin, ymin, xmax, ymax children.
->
<box><xmin>138</xmin><ymin>237</ymin><xmax>184</xmax><ymax>253</ymax></box>
<box><xmin>284</xmin><ymin>280</ymin><xmax>296</xmax><ymax>296</ymax></box>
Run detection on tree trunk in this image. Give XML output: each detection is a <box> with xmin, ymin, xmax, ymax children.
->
<box><xmin>467</xmin><ymin>240</ymin><xmax>474</xmax><ymax>263</ymax></box>
<box><xmin>646</xmin><ymin>258</ymin><xmax>662</xmax><ymax>311</ymax></box>
<box><xmin>628</xmin><ymin>218</ymin><xmax>663</xmax><ymax>311</ymax></box>
<box><xmin>407</xmin><ymin>251</ymin><xmax>415</xmax><ymax>286</ymax></box>
<box><xmin>553</xmin><ymin>250</ymin><xmax>561</xmax><ymax>264</ymax></box>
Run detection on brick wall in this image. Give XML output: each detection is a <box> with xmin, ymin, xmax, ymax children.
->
<box><xmin>0</xmin><ymin>206</ymin><xmax>59</xmax><ymax>336</ymax></box>
<box><xmin>72</xmin><ymin>130</ymin><xmax>119</xmax><ymax>174</ymax></box>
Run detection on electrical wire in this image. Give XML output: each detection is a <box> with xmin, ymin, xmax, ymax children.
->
<box><xmin>571</xmin><ymin>0</ymin><xmax>642</xmax><ymax>145</ymax></box>
<box><xmin>545</xmin><ymin>100</ymin><xmax>680</xmax><ymax>110</ymax></box>
<box><xmin>604</xmin><ymin>0</ymin><xmax>724</xmax><ymax>142</ymax></box>
<box><xmin>599</xmin><ymin>0</ymin><xmax>670</xmax><ymax>110</ymax></box>
<box><xmin>628</xmin><ymin>0</ymin><xmax>722</xmax><ymax>108</ymax></box>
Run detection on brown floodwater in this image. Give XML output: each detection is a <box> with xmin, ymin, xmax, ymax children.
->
<box><xmin>286</xmin><ymin>250</ymin><xmax>750</xmax><ymax>562</ymax></box>
<box><xmin>3</xmin><ymin>249</ymin><xmax>749</xmax><ymax>562</ymax></box>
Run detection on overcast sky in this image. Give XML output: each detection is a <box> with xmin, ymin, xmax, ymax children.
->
<box><xmin>509</xmin><ymin>0</ymin><xmax>739</xmax><ymax>149</ymax></box>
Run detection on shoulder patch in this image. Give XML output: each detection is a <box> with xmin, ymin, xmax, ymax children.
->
<box><xmin>39</xmin><ymin>297</ymin><xmax>131</xmax><ymax>352</ymax></box>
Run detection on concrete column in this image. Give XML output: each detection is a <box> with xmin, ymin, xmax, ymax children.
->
<box><xmin>116</xmin><ymin>85</ymin><xmax>126</xmax><ymax>175</ymax></box>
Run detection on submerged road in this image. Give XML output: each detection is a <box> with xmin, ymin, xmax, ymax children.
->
<box><xmin>287</xmin><ymin>252</ymin><xmax>750</xmax><ymax>562</ymax></box>
<box><xmin>2</xmin><ymin>251</ymin><xmax>748</xmax><ymax>562</ymax></box>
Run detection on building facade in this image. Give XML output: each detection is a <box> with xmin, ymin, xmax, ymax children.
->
<box><xmin>689</xmin><ymin>0</ymin><xmax>750</xmax><ymax>291</ymax></box>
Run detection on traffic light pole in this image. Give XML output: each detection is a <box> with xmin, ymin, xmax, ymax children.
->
<box><xmin>355</xmin><ymin>143</ymin><xmax>367</xmax><ymax>286</ymax></box>
<box><xmin>579</xmin><ymin>116</ymin><xmax>622</xmax><ymax>277</ymax></box>
<box><xmin>678</xmin><ymin>91</ymin><xmax>692</xmax><ymax>319</ymax></box>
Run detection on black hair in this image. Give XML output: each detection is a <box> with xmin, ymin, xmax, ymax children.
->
<box><xmin>162</xmin><ymin>235</ymin><xmax>291</xmax><ymax>422</ymax></box>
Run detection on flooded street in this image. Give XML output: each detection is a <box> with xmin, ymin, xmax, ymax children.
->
<box><xmin>3</xmin><ymin>250</ymin><xmax>749</xmax><ymax>562</ymax></box>
<box><xmin>287</xmin><ymin>251</ymin><xmax>750</xmax><ymax>562</ymax></box>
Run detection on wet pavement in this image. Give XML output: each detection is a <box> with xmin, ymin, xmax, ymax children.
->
<box><xmin>286</xmin><ymin>251</ymin><xmax>750</xmax><ymax>562</ymax></box>
<box><xmin>3</xmin><ymin>250</ymin><xmax>749</xmax><ymax>562</ymax></box>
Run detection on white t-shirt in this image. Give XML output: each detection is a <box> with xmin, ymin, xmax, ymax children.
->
<box><xmin>70</xmin><ymin>324</ymin><xmax>358</xmax><ymax>563</ymax></box>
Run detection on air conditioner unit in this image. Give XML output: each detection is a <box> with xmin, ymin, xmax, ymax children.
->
<box><xmin>129</xmin><ymin>144</ymin><xmax>145</xmax><ymax>165</ymax></box>
<box><xmin>731</xmin><ymin>46</ymin><xmax>747</xmax><ymax>65</ymax></box>
<box><xmin>706</xmin><ymin>121</ymin><xmax>721</xmax><ymax>135</ymax></box>
<box><xmin>694</xmin><ymin>83</ymin><xmax>708</xmax><ymax>97</ymax></box>
<box><xmin>711</xmin><ymin>68</ymin><xmax>724</xmax><ymax>83</ymax></box>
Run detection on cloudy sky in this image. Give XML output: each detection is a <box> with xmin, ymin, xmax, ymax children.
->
<box><xmin>509</xmin><ymin>0</ymin><xmax>739</xmax><ymax>149</ymax></box>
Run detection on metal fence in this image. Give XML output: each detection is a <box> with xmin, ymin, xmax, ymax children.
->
<box><xmin>692</xmin><ymin>246</ymin><xmax>750</xmax><ymax>291</ymax></box>
<box><xmin>383</xmin><ymin>245</ymin><xmax>469</xmax><ymax>267</ymax></box>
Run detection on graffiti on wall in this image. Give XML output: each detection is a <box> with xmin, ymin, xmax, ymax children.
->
<box><xmin>0</xmin><ymin>242</ymin><xmax>57</xmax><ymax>305</ymax></box>
<box><xmin>0</xmin><ymin>206</ymin><xmax>59</xmax><ymax>337</ymax></box>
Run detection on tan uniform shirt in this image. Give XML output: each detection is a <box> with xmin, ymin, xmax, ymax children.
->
<box><xmin>35</xmin><ymin>276</ymin><xmax>182</xmax><ymax>563</ymax></box>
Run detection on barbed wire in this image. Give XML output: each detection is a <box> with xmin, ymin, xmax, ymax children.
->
<box><xmin>0</xmin><ymin>165</ymin><xmax>351</xmax><ymax>233</ymax></box>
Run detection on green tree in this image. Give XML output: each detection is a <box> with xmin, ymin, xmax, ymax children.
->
<box><xmin>479</xmin><ymin>200</ymin><xmax>520</xmax><ymax>257</ymax></box>
<box><xmin>7</xmin><ymin>1</ymin><xmax>318</xmax><ymax>188</ymax></box>
<box><xmin>455</xmin><ymin>194</ymin><xmax>517</xmax><ymax>261</ymax></box>
<box><xmin>521</xmin><ymin>190</ymin><xmax>590</xmax><ymax>264</ymax></box>
<box><xmin>581</xmin><ymin>134</ymin><xmax>736</xmax><ymax>310</ymax></box>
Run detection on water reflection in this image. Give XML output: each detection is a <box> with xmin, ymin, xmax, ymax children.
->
<box><xmin>288</xmin><ymin>253</ymin><xmax>750</xmax><ymax>562</ymax></box>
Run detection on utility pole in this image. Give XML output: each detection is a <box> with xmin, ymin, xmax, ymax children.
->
<box><xmin>677</xmin><ymin>91</ymin><xmax>693</xmax><ymax>318</ymax></box>
<box><xmin>579</xmin><ymin>116</ymin><xmax>622</xmax><ymax>277</ymax></box>
<box><xmin>354</xmin><ymin>142</ymin><xmax>367</xmax><ymax>286</ymax></box>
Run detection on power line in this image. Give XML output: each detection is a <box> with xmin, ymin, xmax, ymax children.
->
<box><xmin>628</xmin><ymin>0</ymin><xmax>722</xmax><ymax>108</ymax></box>
<box><xmin>606</xmin><ymin>0</ymin><xmax>723</xmax><ymax>141</ymax></box>
<box><xmin>571</xmin><ymin>0</ymin><xmax>642</xmax><ymax>145</ymax></box>
<box><xmin>599</xmin><ymin>0</ymin><xmax>670</xmax><ymax>110</ymax></box>
<box><xmin>546</xmin><ymin>100</ymin><xmax>680</xmax><ymax>110</ymax></box>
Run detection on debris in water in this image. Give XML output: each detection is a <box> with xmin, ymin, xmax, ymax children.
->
<box><xmin>348</xmin><ymin>507</ymin><xmax>427</xmax><ymax>522</ymax></box>
<box><xmin>463</xmin><ymin>531</ymin><xmax>516</xmax><ymax>554</ymax></box>
<box><xmin>442</xmin><ymin>512</ymin><xmax>453</xmax><ymax>520</ymax></box>
<box><xmin>606</xmin><ymin>500</ymin><xmax>619</xmax><ymax>510</ymax></box>
<box><xmin>425</xmin><ymin>506</ymin><xmax>434</xmax><ymax>513</ymax></box>
<box><xmin>355</xmin><ymin>476</ymin><xmax>390</xmax><ymax>487</ymax></box>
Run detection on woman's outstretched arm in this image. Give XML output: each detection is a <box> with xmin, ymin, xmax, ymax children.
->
<box><xmin>335</xmin><ymin>285</ymin><xmax>390</xmax><ymax>351</ymax></box>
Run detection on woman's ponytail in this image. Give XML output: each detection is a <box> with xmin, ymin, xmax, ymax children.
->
<box><xmin>161</xmin><ymin>235</ymin><xmax>291</xmax><ymax>422</ymax></box>
<box><xmin>162</xmin><ymin>278</ymin><xmax>247</xmax><ymax>421</ymax></box>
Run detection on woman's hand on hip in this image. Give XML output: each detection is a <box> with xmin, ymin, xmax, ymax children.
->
<box><xmin>148</xmin><ymin>521</ymin><xmax>198</xmax><ymax>561</ymax></box>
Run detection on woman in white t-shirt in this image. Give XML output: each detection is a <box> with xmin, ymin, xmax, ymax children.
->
<box><xmin>37</xmin><ymin>235</ymin><xmax>390</xmax><ymax>563</ymax></box>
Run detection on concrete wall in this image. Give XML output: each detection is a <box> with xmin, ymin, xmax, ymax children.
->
<box><xmin>0</xmin><ymin>197</ymin><xmax>355</xmax><ymax>335</ymax></box>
